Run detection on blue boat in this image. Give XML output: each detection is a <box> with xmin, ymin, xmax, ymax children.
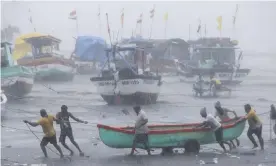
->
<box><xmin>74</xmin><ymin>36</ymin><xmax>107</xmax><ymax>74</ymax></box>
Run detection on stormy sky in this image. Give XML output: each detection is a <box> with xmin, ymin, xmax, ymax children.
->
<box><xmin>1</xmin><ymin>1</ymin><xmax>276</xmax><ymax>54</ymax></box>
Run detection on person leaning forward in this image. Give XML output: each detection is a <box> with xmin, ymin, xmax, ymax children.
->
<box><xmin>130</xmin><ymin>106</ymin><xmax>151</xmax><ymax>156</ymax></box>
<box><xmin>244</xmin><ymin>104</ymin><xmax>264</xmax><ymax>150</ymax></box>
<box><xmin>23</xmin><ymin>109</ymin><xmax>64</xmax><ymax>158</ymax></box>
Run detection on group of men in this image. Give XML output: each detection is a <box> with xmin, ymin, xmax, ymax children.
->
<box><xmin>131</xmin><ymin>102</ymin><xmax>267</xmax><ymax>155</ymax></box>
<box><xmin>23</xmin><ymin>102</ymin><xmax>272</xmax><ymax>157</ymax></box>
<box><xmin>23</xmin><ymin>105</ymin><xmax>87</xmax><ymax>158</ymax></box>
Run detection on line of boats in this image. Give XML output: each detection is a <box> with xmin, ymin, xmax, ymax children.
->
<box><xmin>1</xmin><ymin>34</ymin><xmax>252</xmax><ymax>153</ymax></box>
<box><xmin>1</xmin><ymin>33</ymin><xmax>251</xmax><ymax>106</ymax></box>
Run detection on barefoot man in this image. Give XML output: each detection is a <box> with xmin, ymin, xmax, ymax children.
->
<box><xmin>23</xmin><ymin>109</ymin><xmax>64</xmax><ymax>158</ymax></box>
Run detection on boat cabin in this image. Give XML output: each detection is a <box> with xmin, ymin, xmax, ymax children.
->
<box><xmin>1</xmin><ymin>42</ymin><xmax>15</xmax><ymax>68</ymax></box>
<box><xmin>23</xmin><ymin>35</ymin><xmax>62</xmax><ymax>59</ymax></box>
<box><xmin>187</xmin><ymin>38</ymin><xmax>241</xmax><ymax>69</ymax></box>
<box><xmin>100</xmin><ymin>45</ymin><xmax>153</xmax><ymax>78</ymax></box>
<box><xmin>191</xmin><ymin>46</ymin><xmax>241</xmax><ymax>69</ymax></box>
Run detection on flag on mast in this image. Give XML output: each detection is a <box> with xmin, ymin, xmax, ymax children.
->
<box><xmin>233</xmin><ymin>4</ymin><xmax>239</xmax><ymax>26</ymax></box>
<box><xmin>197</xmin><ymin>19</ymin><xmax>201</xmax><ymax>33</ymax></box>
<box><xmin>164</xmin><ymin>12</ymin><xmax>168</xmax><ymax>21</ymax></box>
<box><xmin>28</xmin><ymin>8</ymin><xmax>36</xmax><ymax>32</ymax></box>
<box><xmin>150</xmin><ymin>6</ymin><xmax>155</xmax><ymax>18</ymax></box>
<box><xmin>164</xmin><ymin>12</ymin><xmax>168</xmax><ymax>38</ymax></box>
<box><xmin>137</xmin><ymin>13</ymin><xmax>143</xmax><ymax>23</ymax></box>
<box><xmin>121</xmin><ymin>8</ymin><xmax>124</xmax><ymax>28</ymax></box>
<box><xmin>97</xmin><ymin>6</ymin><xmax>100</xmax><ymax>17</ymax></box>
<box><xmin>69</xmin><ymin>9</ymin><xmax>77</xmax><ymax>20</ymax></box>
<box><xmin>217</xmin><ymin>16</ymin><xmax>222</xmax><ymax>31</ymax></box>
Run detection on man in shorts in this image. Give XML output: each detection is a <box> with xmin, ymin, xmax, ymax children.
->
<box><xmin>196</xmin><ymin>107</ymin><xmax>232</xmax><ymax>152</ymax></box>
<box><xmin>214</xmin><ymin>101</ymin><xmax>240</xmax><ymax>148</ymax></box>
<box><xmin>56</xmin><ymin>105</ymin><xmax>87</xmax><ymax>156</ymax></box>
<box><xmin>130</xmin><ymin>106</ymin><xmax>151</xmax><ymax>155</ymax></box>
<box><xmin>244</xmin><ymin>104</ymin><xmax>264</xmax><ymax>150</ymax></box>
<box><xmin>23</xmin><ymin>109</ymin><xmax>64</xmax><ymax>158</ymax></box>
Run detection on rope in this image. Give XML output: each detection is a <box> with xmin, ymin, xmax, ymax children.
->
<box><xmin>25</xmin><ymin>123</ymin><xmax>62</xmax><ymax>157</ymax></box>
<box><xmin>1</xmin><ymin>158</ymin><xmax>20</xmax><ymax>164</ymax></box>
<box><xmin>1</xmin><ymin>124</ymin><xmax>43</xmax><ymax>134</ymax></box>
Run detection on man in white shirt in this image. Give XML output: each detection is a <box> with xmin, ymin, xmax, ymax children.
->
<box><xmin>130</xmin><ymin>106</ymin><xmax>151</xmax><ymax>155</ymax></box>
<box><xmin>196</xmin><ymin>107</ymin><xmax>232</xmax><ymax>152</ymax></box>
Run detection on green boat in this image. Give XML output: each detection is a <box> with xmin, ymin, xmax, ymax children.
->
<box><xmin>1</xmin><ymin>42</ymin><xmax>34</xmax><ymax>97</ymax></box>
<box><xmin>97</xmin><ymin>117</ymin><xmax>246</xmax><ymax>153</ymax></box>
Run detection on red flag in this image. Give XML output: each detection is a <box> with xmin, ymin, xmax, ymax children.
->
<box><xmin>121</xmin><ymin>8</ymin><xmax>124</xmax><ymax>28</ymax></box>
<box><xmin>137</xmin><ymin>13</ymin><xmax>143</xmax><ymax>23</ymax></box>
<box><xmin>150</xmin><ymin>8</ymin><xmax>155</xmax><ymax>18</ymax></box>
<box><xmin>69</xmin><ymin>10</ymin><xmax>77</xmax><ymax>20</ymax></box>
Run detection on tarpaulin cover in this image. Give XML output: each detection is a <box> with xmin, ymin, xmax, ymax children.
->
<box><xmin>75</xmin><ymin>36</ymin><xmax>106</xmax><ymax>62</ymax></box>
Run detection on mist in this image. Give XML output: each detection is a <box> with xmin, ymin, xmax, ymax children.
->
<box><xmin>2</xmin><ymin>1</ymin><xmax>276</xmax><ymax>54</ymax></box>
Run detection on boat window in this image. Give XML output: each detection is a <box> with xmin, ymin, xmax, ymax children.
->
<box><xmin>41</xmin><ymin>46</ymin><xmax>52</xmax><ymax>54</ymax></box>
<box><xmin>213</xmin><ymin>49</ymin><xmax>235</xmax><ymax>65</ymax></box>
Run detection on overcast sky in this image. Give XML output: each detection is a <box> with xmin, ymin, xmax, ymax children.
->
<box><xmin>1</xmin><ymin>1</ymin><xmax>276</xmax><ymax>54</ymax></box>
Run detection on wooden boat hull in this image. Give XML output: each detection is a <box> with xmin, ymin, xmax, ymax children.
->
<box><xmin>97</xmin><ymin>117</ymin><xmax>246</xmax><ymax>149</ymax></box>
<box><xmin>18</xmin><ymin>57</ymin><xmax>75</xmax><ymax>82</ymax></box>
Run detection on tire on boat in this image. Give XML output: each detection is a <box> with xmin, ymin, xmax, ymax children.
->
<box><xmin>184</xmin><ymin>139</ymin><xmax>200</xmax><ymax>154</ymax></box>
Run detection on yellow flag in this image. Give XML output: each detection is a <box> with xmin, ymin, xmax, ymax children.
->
<box><xmin>164</xmin><ymin>12</ymin><xmax>168</xmax><ymax>21</ymax></box>
<box><xmin>217</xmin><ymin>16</ymin><xmax>222</xmax><ymax>31</ymax></box>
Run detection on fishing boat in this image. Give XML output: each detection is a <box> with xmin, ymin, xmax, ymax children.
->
<box><xmin>121</xmin><ymin>37</ymin><xmax>189</xmax><ymax>74</ymax></box>
<box><xmin>177</xmin><ymin>38</ymin><xmax>250</xmax><ymax>85</ymax></box>
<box><xmin>1</xmin><ymin>42</ymin><xmax>34</xmax><ymax>98</ymax></box>
<box><xmin>15</xmin><ymin>33</ymin><xmax>75</xmax><ymax>81</ymax></box>
<box><xmin>97</xmin><ymin>117</ymin><xmax>246</xmax><ymax>153</ymax></box>
<box><xmin>73</xmin><ymin>36</ymin><xmax>106</xmax><ymax>75</ymax></box>
<box><xmin>90</xmin><ymin>44</ymin><xmax>162</xmax><ymax>105</ymax></box>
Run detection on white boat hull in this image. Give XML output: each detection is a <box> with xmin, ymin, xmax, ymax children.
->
<box><xmin>92</xmin><ymin>79</ymin><xmax>161</xmax><ymax>105</ymax></box>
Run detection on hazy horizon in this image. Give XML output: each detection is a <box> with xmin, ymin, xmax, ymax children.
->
<box><xmin>1</xmin><ymin>1</ymin><xmax>276</xmax><ymax>54</ymax></box>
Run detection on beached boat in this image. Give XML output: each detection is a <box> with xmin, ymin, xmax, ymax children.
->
<box><xmin>177</xmin><ymin>38</ymin><xmax>250</xmax><ymax>85</ymax></box>
<box><xmin>74</xmin><ymin>36</ymin><xmax>106</xmax><ymax>75</ymax></box>
<box><xmin>1</xmin><ymin>42</ymin><xmax>34</xmax><ymax>98</ymax></box>
<box><xmin>121</xmin><ymin>37</ymin><xmax>190</xmax><ymax>74</ymax></box>
<box><xmin>15</xmin><ymin>33</ymin><xmax>75</xmax><ymax>82</ymax></box>
<box><xmin>97</xmin><ymin>117</ymin><xmax>246</xmax><ymax>152</ymax></box>
<box><xmin>90</xmin><ymin>44</ymin><xmax>162</xmax><ymax>105</ymax></box>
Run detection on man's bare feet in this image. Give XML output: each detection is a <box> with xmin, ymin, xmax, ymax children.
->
<box><xmin>252</xmin><ymin>145</ymin><xmax>258</xmax><ymax>149</ymax></box>
<box><xmin>70</xmin><ymin>150</ymin><xmax>74</xmax><ymax>156</ymax></box>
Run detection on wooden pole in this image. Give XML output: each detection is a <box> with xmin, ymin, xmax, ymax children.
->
<box><xmin>189</xmin><ymin>24</ymin><xmax>191</xmax><ymax>40</ymax></box>
<box><xmin>164</xmin><ymin>20</ymin><xmax>167</xmax><ymax>39</ymax></box>
<box><xmin>140</xmin><ymin>22</ymin><xmax>142</xmax><ymax>37</ymax></box>
<box><xmin>149</xmin><ymin>17</ymin><xmax>154</xmax><ymax>39</ymax></box>
<box><xmin>76</xmin><ymin>17</ymin><xmax>79</xmax><ymax>36</ymax></box>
